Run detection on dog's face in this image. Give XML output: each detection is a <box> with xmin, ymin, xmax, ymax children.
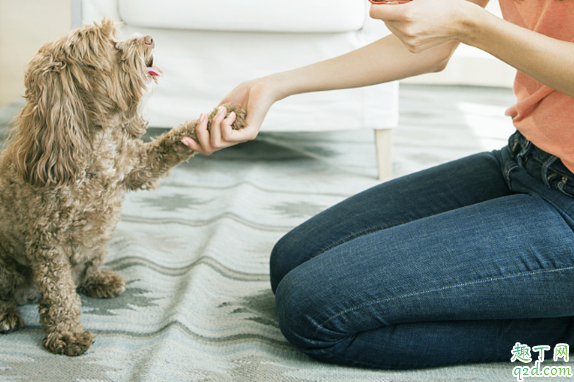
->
<box><xmin>11</xmin><ymin>18</ymin><xmax>161</xmax><ymax>189</ymax></box>
<box><xmin>25</xmin><ymin>18</ymin><xmax>160</xmax><ymax>124</ymax></box>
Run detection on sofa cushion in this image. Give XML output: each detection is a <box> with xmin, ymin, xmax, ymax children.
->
<box><xmin>118</xmin><ymin>0</ymin><xmax>366</xmax><ymax>33</ymax></box>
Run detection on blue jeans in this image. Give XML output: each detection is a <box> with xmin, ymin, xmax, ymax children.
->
<box><xmin>270</xmin><ymin>131</ymin><xmax>574</xmax><ymax>369</ymax></box>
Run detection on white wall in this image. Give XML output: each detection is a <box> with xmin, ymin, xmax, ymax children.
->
<box><xmin>0</xmin><ymin>0</ymin><xmax>71</xmax><ymax>108</ymax></box>
<box><xmin>0</xmin><ymin>1</ymin><xmax>514</xmax><ymax>109</ymax></box>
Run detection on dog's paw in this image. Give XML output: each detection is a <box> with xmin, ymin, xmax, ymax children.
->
<box><xmin>78</xmin><ymin>270</ymin><xmax>126</xmax><ymax>299</ymax></box>
<box><xmin>0</xmin><ymin>304</ymin><xmax>24</xmax><ymax>333</ymax></box>
<box><xmin>209</xmin><ymin>103</ymin><xmax>247</xmax><ymax>131</ymax></box>
<box><xmin>43</xmin><ymin>329</ymin><xmax>95</xmax><ymax>356</ymax></box>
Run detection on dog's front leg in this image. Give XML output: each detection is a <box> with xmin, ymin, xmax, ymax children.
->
<box><xmin>122</xmin><ymin>103</ymin><xmax>246</xmax><ymax>190</ymax></box>
<box><xmin>30</xmin><ymin>244</ymin><xmax>93</xmax><ymax>356</ymax></box>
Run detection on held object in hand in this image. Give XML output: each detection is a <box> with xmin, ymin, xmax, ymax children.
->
<box><xmin>369</xmin><ymin>0</ymin><xmax>412</xmax><ymax>4</ymax></box>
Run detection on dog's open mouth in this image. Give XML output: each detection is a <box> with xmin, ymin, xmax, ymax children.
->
<box><xmin>146</xmin><ymin>56</ymin><xmax>160</xmax><ymax>77</ymax></box>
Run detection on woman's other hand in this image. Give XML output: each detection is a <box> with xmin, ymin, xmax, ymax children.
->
<box><xmin>370</xmin><ymin>0</ymin><xmax>486</xmax><ymax>53</ymax></box>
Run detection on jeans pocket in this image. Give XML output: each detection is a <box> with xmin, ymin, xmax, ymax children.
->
<box><xmin>548</xmin><ymin>173</ymin><xmax>574</xmax><ymax>198</ymax></box>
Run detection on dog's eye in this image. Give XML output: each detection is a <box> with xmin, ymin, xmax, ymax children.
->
<box><xmin>87</xmin><ymin>64</ymin><xmax>97</xmax><ymax>71</ymax></box>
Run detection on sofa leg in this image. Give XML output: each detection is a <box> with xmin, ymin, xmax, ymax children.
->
<box><xmin>375</xmin><ymin>128</ymin><xmax>393</xmax><ymax>182</ymax></box>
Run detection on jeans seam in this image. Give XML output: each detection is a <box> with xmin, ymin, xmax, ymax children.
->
<box><xmin>311</xmin><ymin>220</ymin><xmax>415</xmax><ymax>259</ymax></box>
<box><xmin>316</xmin><ymin>345</ymin><xmax>392</xmax><ymax>368</ymax></box>
<box><xmin>316</xmin><ymin>346</ymin><xmax>441</xmax><ymax>369</ymax></box>
<box><xmin>313</xmin><ymin>264</ymin><xmax>574</xmax><ymax>337</ymax></box>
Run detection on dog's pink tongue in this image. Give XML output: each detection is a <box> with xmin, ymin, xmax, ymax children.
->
<box><xmin>147</xmin><ymin>67</ymin><xmax>160</xmax><ymax>77</ymax></box>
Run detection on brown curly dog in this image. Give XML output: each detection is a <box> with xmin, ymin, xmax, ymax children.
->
<box><xmin>0</xmin><ymin>18</ymin><xmax>245</xmax><ymax>356</ymax></box>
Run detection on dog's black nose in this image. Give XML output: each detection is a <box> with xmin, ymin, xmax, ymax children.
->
<box><xmin>143</xmin><ymin>36</ymin><xmax>154</xmax><ymax>48</ymax></box>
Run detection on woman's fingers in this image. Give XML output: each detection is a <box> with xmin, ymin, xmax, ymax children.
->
<box><xmin>370</xmin><ymin>0</ymin><xmax>471</xmax><ymax>53</ymax></box>
<box><xmin>369</xmin><ymin>1</ymin><xmax>411</xmax><ymax>21</ymax></box>
<box><xmin>220</xmin><ymin>111</ymin><xmax>237</xmax><ymax>141</ymax></box>
<box><xmin>181</xmin><ymin>107</ymin><xmax>244</xmax><ymax>155</ymax></box>
<box><xmin>209</xmin><ymin>106</ymin><xmax>226</xmax><ymax>147</ymax></box>
<box><xmin>184</xmin><ymin>113</ymin><xmax>216</xmax><ymax>155</ymax></box>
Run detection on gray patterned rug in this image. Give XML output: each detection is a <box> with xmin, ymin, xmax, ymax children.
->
<box><xmin>0</xmin><ymin>86</ymin><xmax>571</xmax><ymax>381</ymax></box>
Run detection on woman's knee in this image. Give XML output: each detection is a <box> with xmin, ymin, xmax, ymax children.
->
<box><xmin>269</xmin><ymin>231</ymin><xmax>303</xmax><ymax>293</ymax></box>
<box><xmin>274</xmin><ymin>267</ymin><xmax>337</xmax><ymax>351</ymax></box>
<box><xmin>275</xmin><ymin>272</ymin><xmax>388</xmax><ymax>368</ymax></box>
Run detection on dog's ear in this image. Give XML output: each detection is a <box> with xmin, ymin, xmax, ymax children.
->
<box><xmin>99</xmin><ymin>17</ymin><xmax>120</xmax><ymax>41</ymax></box>
<box><xmin>11</xmin><ymin>54</ymin><xmax>90</xmax><ymax>189</ymax></box>
<box><xmin>66</xmin><ymin>19</ymin><xmax>116</xmax><ymax>74</ymax></box>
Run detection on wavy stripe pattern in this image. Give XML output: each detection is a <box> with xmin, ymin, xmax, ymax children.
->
<box><xmin>0</xmin><ymin>86</ymin><xmax>530</xmax><ymax>381</ymax></box>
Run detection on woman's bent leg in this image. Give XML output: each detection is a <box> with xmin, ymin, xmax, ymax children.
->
<box><xmin>270</xmin><ymin>152</ymin><xmax>511</xmax><ymax>292</ymax></box>
<box><xmin>271</xmin><ymin>151</ymin><xmax>574</xmax><ymax>369</ymax></box>
<box><xmin>275</xmin><ymin>193</ymin><xmax>574</xmax><ymax>368</ymax></box>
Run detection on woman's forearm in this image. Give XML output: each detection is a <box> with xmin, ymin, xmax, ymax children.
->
<box><xmin>269</xmin><ymin>34</ymin><xmax>459</xmax><ymax>101</ymax></box>
<box><xmin>199</xmin><ymin>33</ymin><xmax>458</xmax><ymax>153</ymax></box>
<box><xmin>462</xmin><ymin>7</ymin><xmax>574</xmax><ymax>98</ymax></box>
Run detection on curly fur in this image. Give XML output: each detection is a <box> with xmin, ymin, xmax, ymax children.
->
<box><xmin>0</xmin><ymin>18</ymin><xmax>245</xmax><ymax>356</ymax></box>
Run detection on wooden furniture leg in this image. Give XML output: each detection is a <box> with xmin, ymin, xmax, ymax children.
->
<box><xmin>375</xmin><ymin>128</ymin><xmax>393</xmax><ymax>182</ymax></box>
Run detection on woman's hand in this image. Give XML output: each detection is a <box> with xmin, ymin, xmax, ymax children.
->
<box><xmin>372</xmin><ymin>0</ymin><xmax>574</xmax><ymax>98</ymax></box>
<box><xmin>182</xmin><ymin>77</ymin><xmax>280</xmax><ymax>155</ymax></box>
<box><xmin>370</xmin><ymin>0</ymin><xmax>486</xmax><ymax>53</ymax></box>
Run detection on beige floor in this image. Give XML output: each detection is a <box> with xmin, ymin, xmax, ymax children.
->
<box><xmin>0</xmin><ymin>0</ymin><xmax>71</xmax><ymax>108</ymax></box>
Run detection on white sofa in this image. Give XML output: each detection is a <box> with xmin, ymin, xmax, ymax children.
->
<box><xmin>72</xmin><ymin>0</ymin><xmax>399</xmax><ymax>180</ymax></box>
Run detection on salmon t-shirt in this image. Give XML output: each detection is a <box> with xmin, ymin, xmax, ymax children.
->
<box><xmin>499</xmin><ymin>0</ymin><xmax>574</xmax><ymax>171</ymax></box>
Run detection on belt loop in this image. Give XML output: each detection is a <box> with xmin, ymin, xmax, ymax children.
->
<box><xmin>541</xmin><ymin>155</ymin><xmax>559</xmax><ymax>187</ymax></box>
<box><xmin>516</xmin><ymin>140</ymin><xmax>531</xmax><ymax>167</ymax></box>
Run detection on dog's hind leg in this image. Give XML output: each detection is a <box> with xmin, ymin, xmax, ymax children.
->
<box><xmin>76</xmin><ymin>249</ymin><xmax>125</xmax><ymax>299</ymax></box>
<box><xmin>0</xmin><ymin>301</ymin><xmax>24</xmax><ymax>333</ymax></box>
<box><xmin>0</xmin><ymin>258</ymin><xmax>25</xmax><ymax>333</ymax></box>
